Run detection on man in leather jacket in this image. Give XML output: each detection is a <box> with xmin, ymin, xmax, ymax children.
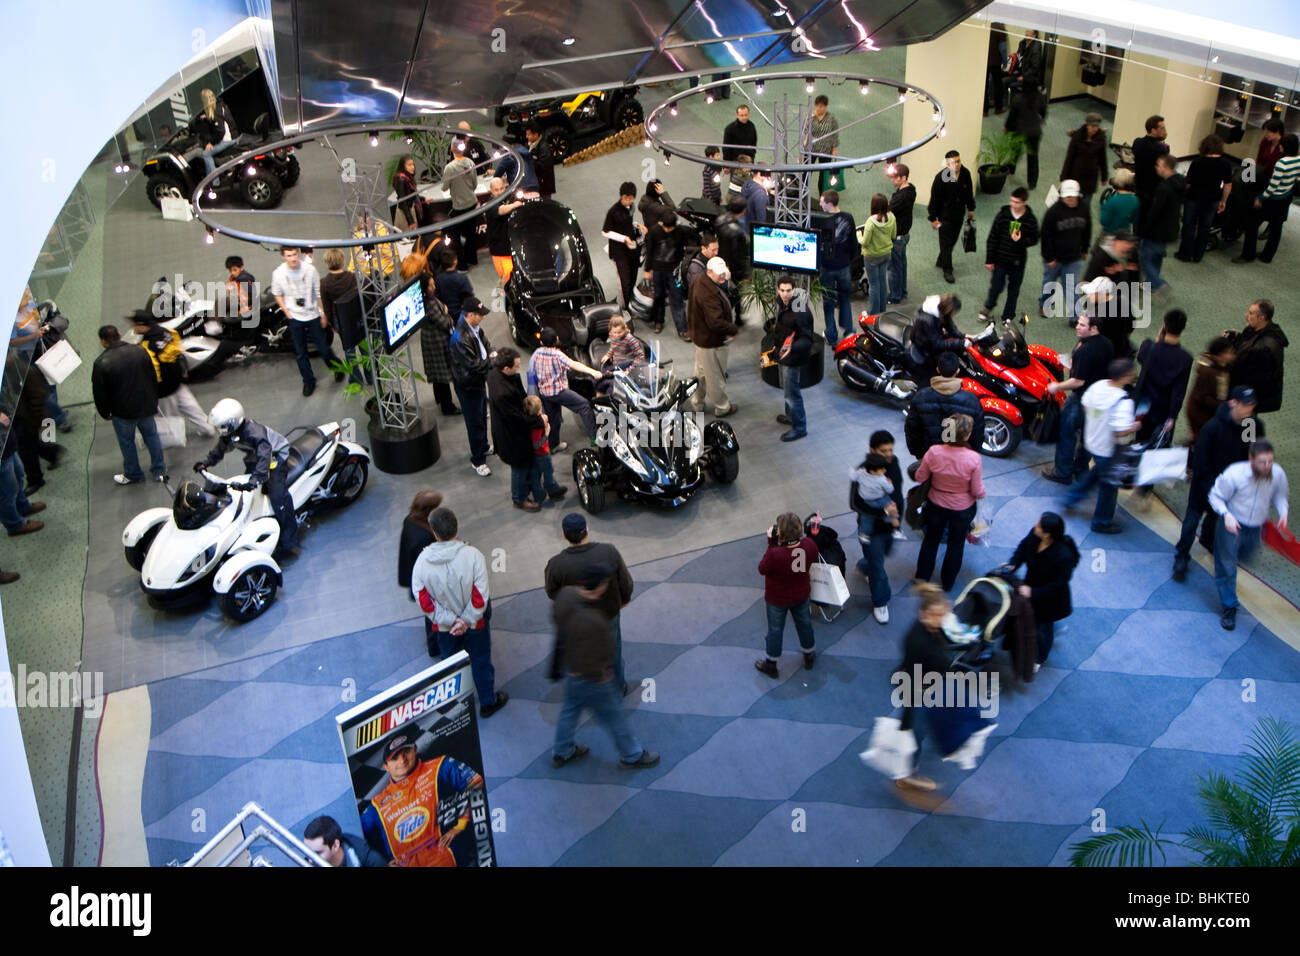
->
<box><xmin>449</xmin><ymin>297</ymin><xmax>496</xmax><ymax>476</ymax></box>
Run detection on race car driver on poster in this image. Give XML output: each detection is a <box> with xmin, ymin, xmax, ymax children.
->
<box><xmin>335</xmin><ymin>652</ymin><xmax>497</xmax><ymax>867</ymax></box>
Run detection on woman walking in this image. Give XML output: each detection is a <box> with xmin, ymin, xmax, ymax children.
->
<box><xmin>1060</xmin><ymin>113</ymin><xmax>1108</xmax><ymax>206</ymax></box>
<box><xmin>914</xmin><ymin>413</ymin><xmax>985</xmax><ymax>592</ymax></box>
<box><xmin>755</xmin><ymin>512</ymin><xmax>819</xmax><ymax>679</ymax></box>
<box><xmin>860</xmin><ymin>193</ymin><xmax>897</xmax><ymax>316</ymax></box>
<box><xmin>1005</xmin><ymin>512</ymin><xmax>1080</xmax><ymax>666</ymax></box>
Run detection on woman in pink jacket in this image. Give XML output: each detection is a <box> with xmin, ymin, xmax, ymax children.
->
<box><xmin>914</xmin><ymin>413</ymin><xmax>986</xmax><ymax>591</ymax></box>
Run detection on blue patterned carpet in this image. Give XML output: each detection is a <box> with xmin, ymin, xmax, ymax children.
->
<box><xmin>139</xmin><ymin>474</ymin><xmax>1300</xmax><ymax>866</ymax></box>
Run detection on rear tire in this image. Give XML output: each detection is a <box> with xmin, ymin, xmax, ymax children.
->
<box><xmin>145</xmin><ymin>172</ymin><xmax>187</xmax><ymax>209</ymax></box>
<box><xmin>328</xmin><ymin>457</ymin><xmax>368</xmax><ymax>507</ymax></box>
<box><xmin>615</xmin><ymin>99</ymin><xmax>644</xmax><ymax>129</ymax></box>
<box><xmin>544</xmin><ymin>126</ymin><xmax>572</xmax><ymax>163</ymax></box>
<box><xmin>710</xmin><ymin>446</ymin><xmax>740</xmax><ymax>484</ymax></box>
<box><xmin>981</xmin><ymin>413</ymin><xmax>1022</xmax><ymax>458</ymax></box>
<box><xmin>220</xmin><ymin>566</ymin><xmax>279</xmax><ymax>622</ymax></box>
<box><xmin>124</xmin><ymin>524</ymin><xmax>162</xmax><ymax>571</ymax></box>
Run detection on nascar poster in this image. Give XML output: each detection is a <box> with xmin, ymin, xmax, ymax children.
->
<box><xmin>335</xmin><ymin>652</ymin><xmax>496</xmax><ymax>867</ymax></box>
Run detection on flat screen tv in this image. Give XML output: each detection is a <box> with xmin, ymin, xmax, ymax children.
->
<box><xmin>750</xmin><ymin>224</ymin><xmax>819</xmax><ymax>275</ymax></box>
<box><xmin>380</xmin><ymin>275</ymin><xmax>425</xmax><ymax>352</ymax></box>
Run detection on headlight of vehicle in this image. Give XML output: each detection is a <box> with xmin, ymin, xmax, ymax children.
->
<box><xmin>609</xmin><ymin>432</ymin><xmax>650</xmax><ymax>480</ymax></box>
<box><xmin>180</xmin><ymin>544</ymin><xmax>219</xmax><ymax>583</ymax></box>
<box><xmin>685</xmin><ymin>417</ymin><xmax>703</xmax><ymax>465</ymax></box>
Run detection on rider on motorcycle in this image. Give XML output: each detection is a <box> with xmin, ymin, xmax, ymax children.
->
<box><xmin>197</xmin><ymin>398</ymin><xmax>299</xmax><ymax>558</ymax></box>
<box><xmin>909</xmin><ymin>293</ymin><xmax>968</xmax><ymax>381</ymax></box>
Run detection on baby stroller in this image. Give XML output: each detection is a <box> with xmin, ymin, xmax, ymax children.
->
<box><xmin>805</xmin><ymin>512</ymin><xmax>847</xmax><ymax>622</ymax></box>
<box><xmin>941</xmin><ymin>569</ymin><xmax>1020</xmax><ymax>672</ymax></box>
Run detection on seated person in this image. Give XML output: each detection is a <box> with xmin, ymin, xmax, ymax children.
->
<box><xmin>597</xmin><ymin>315</ymin><xmax>647</xmax><ymax>395</ymax></box>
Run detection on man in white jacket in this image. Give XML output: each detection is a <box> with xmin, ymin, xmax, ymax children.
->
<box><xmin>1208</xmin><ymin>440</ymin><xmax>1289</xmax><ymax>631</ymax></box>
<box><xmin>410</xmin><ymin>508</ymin><xmax>508</xmax><ymax>718</ymax></box>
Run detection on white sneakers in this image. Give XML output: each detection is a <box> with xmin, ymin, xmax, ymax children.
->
<box><xmin>474</xmin><ymin>463</ymin><xmax>492</xmax><ymax>477</ymax></box>
<box><xmin>873</xmin><ymin>606</ymin><xmax>890</xmax><ymax>624</ymax></box>
<box><xmin>555</xmin><ymin>441</ymin><xmax>569</xmax><ymax>453</ymax></box>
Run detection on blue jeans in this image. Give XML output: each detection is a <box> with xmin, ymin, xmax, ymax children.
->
<box><xmin>0</xmin><ymin>455</ymin><xmax>36</xmax><ymax>533</ymax></box>
<box><xmin>865</xmin><ymin>255</ymin><xmax>889</xmax><ymax>315</ymax></box>
<box><xmin>1177</xmin><ymin>198</ymin><xmax>1217</xmax><ymax>260</ymax></box>
<box><xmin>764</xmin><ymin>598</ymin><xmax>815</xmax><ymax>659</ymax></box>
<box><xmin>1053</xmin><ymin>394</ymin><xmax>1089</xmax><ymax>480</ymax></box>
<box><xmin>888</xmin><ymin>233</ymin><xmax>910</xmax><ymax>302</ymax></box>
<box><xmin>200</xmin><ymin>141</ymin><xmax>240</xmax><ymax>177</ymax></box>
<box><xmin>856</xmin><ymin>513</ymin><xmax>894</xmax><ymax>608</ymax></box>
<box><xmin>526</xmin><ymin>454</ymin><xmax>561</xmax><ymax>501</ymax></box>
<box><xmin>781</xmin><ymin>364</ymin><xmax>806</xmax><ymax>435</ymax></box>
<box><xmin>435</xmin><ymin>625</ymin><xmax>496</xmax><ymax>704</ymax></box>
<box><xmin>541</xmin><ymin>389</ymin><xmax>596</xmax><ymax>448</ymax></box>
<box><xmin>1213</xmin><ymin>515</ymin><xmax>1261</xmax><ymax>610</ymax></box>
<box><xmin>651</xmin><ymin>269</ymin><xmax>686</xmax><ymax>333</ymax></box>
<box><xmin>454</xmin><ymin>385</ymin><xmax>490</xmax><ymax>466</ymax></box>
<box><xmin>45</xmin><ymin>385</ymin><xmax>68</xmax><ymax>427</ymax></box>
<box><xmin>509</xmin><ymin>465</ymin><xmax>532</xmax><ymax>504</ymax></box>
<box><xmin>288</xmin><ymin>318</ymin><xmax>342</xmax><ymax>386</ymax></box>
<box><xmin>552</xmin><ymin>675</ymin><xmax>643</xmax><ymax>762</ymax></box>
<box><xmin>819</xmin><ymin>265</ymin><xmax>854</xmax><ymax>344</ymax></box>
<box><xmin>984</xmin><ymin>262</ymin><xmax>1025</xmax><ymax>320</ymax></box>
<box><xmin>1039</xmin><ymin>258</ymin><xmax>1083</xmax><ymax>318</ymax></box>
<box><xmin>111</xmin><ymin>416</ymin><xmax>166</xmax><ymax>481</ymax></box>
<box><xmin>1139</xmin><ymin>239</ymin><xmax>1168</xmax><ymax>292</ymax></box>
<box><xmin>1064</xmin><ymin>453</ymin><xmax>1118</xmax><ymax>529</ymax></box>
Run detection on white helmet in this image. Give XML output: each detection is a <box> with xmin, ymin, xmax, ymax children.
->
<box><xmin>209</xmin><ymin>398</ymin><xmax>245</xmax><ymax>437</ymax></box>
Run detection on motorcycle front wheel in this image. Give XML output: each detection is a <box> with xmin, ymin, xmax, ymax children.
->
<box><xmin>220</xmin><ymin>566</ymin><xmax>279</xmax><ymax>622</ymax></box>
<box><xmin>981</xmin><ymin>412</ymin><xmax>1022</xmax><ymax>458</ymax></box>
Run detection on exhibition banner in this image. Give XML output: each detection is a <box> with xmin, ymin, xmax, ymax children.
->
<box><xmin>335</xmin><ymin>652</ymin><xmax>496</xmax><ymax>867</ymax></box>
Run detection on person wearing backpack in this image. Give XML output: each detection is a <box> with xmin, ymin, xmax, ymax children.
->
<box><xmin>130</xmin><ymin>311</ymin><xmax>215</xmax><ymax>438</ymax></box>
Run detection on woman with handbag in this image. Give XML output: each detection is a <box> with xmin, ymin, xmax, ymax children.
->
<box><xmin>1005</xmin><ymin>512</ymin><xmax>1080</xmax><ymax>666</ymax></box>
<box><xmin>756</xmin><ymin>512</ymin><xmax>819</xmax><ymax>678</ymax></box>
<box><xmin>914</xmin><ymin>413</ymin><xmax>986</xmax><ymax>592</ymax></box>
<box><xmin>392</xmin><ymin>155</ymin><xmax>431</xmax><ymax>230</ymax></box>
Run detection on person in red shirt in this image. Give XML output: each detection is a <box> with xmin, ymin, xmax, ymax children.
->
<box><xmin>914</xmin><ymin>413</ymin><xmax>987</xmax><ymax>591</ymax></box>
<box><xmin>756</xmin><ymin>512</ymin><xmax>820</xmax><ymax>678</ymax></box>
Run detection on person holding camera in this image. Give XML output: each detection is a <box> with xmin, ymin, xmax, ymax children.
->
<box><xmin>271</xmin><ymin>246</ymin><xmax>344</xmax><ymax>397</ymax></box>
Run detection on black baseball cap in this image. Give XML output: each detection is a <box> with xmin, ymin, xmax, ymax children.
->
<box><xmin>1229</xmin><ymin>386</ymin><xmax>1257</xmax><ymax>405</ymax></box>
<box><xmin>462</xmin><ymin>297</ymin><xmax>487</xmax><ymax>316</ymax></box>
<box><xmin>381</xmin><ymin>733</ymin><xmax>418</xmax><ymax>763</ymax></box>
<box><xmin>562</xmin><ymin>513</ymin><xmax>587</xmax><ymax>536</ymax></box>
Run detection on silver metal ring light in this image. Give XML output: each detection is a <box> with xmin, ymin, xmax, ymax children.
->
<box><xmin>191</xmin><ymin>123</ymin><xmax>523</xmax><ymax>248</ymax></box>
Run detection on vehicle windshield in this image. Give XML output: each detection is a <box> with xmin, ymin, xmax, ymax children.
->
<box><xmin>980</xmin><ymin>321</ymin><xmax>1030</xmax><ymax>368</ymax></box>
<box><xmin>616</xmin><ymin>362</ymin><xmax>674</xmax><ymax>409</ymax></box>
<box><xmin>508</xmin><ymin>201</ymin><xmax>582</xmax><ymax>290</ymax></box>
<box><xmin>173</xmin><ymin>479</ymin><xmax>227</xmax><ymax>531</ymax></box>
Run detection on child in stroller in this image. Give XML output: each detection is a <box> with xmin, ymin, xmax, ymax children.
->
<box><xmin>940</xmin><ymin>568</ymin><xmax>1037</xmax><ymax>680</ymax></box>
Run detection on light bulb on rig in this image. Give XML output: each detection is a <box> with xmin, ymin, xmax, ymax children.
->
<box><xmin>663</xmin><ymin>150</ymin><xmax>671</xmax><ymax>166</ymax></box>
<box><xmin>755</xmin><ymin>80</ymin><xmax>765</xmax><ymax>95</ymax></box>
<box><xmin>706</xmin><ymin>92</ymin><xmax>714</xmax><ymax>104</ymax></box>
<box><xmin>860</xmin><ymin>81</ymin><xmax>869</xmax><ymax>95</ymax></box>
<box><xmin>369</xmin><ymin>133</ymin><xmax>379</xmax><ymax>147</ymax></box>
<box><xmin>670</xmin><ymin>105</ymin><xmax>678</xmax><ymax>117</ymax></box>
<box><xmin>805</xmin><ymin>78</ymin><xmax>815</xmax><ymax>94</ymax></box>
<box><xmin>204</xmin><ymin>228</ymin><xmax>216</xmax><ymax>244</ymax></box>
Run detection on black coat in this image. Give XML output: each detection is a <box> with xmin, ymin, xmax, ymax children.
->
<box><xmin>1040</xmin><ymin>200</ymin><xmax>1092</xmax><ymax>263</ymax></box>
<box><xmin>487</xmin><ymin>367</ymin><xmax>541</xmax><ymax>468</ymax></box>
<box><xmin>774</xmin><ymin>303</ymin><xmax>814</xmax><ymax>367</ymax></box>
<box><xmin>644</xmin><ymin>222</ymin><xmax>685</xmax><ymax>271</ymax></box>
<box><xmin>544</xmin><ymin>541</ymin><xmax>634</xmax><ymax>619</ymax></box>
<box><xmin>449</xmin><ymin>318</ymin><xmax>492</xmax><ymax>389</ymax></box>
<box><xmin>92</xmin><ymin>341</ymin><xmax>158</xmax><ymax>420</ymax></box>
<box><xmin>1138</xmin><ymin>174</ymin><xmax>1184</xmax><ymax>243</ymax></box>
<box><xmin>714</xmin><ymin>212</ymin><xmax>751</xmax><ymax>281</ymax></box>
<box><xmin>927</xmin><ymin>166</ymin><xmax>975</xmax><ymax>224</ymax></box>
<box><xmin>1229</xmin><ymin>322</ymin><xmax>1289</xmax><ymax>415</ymax></box>
<box><xmin>905</xmin><ymin>378</ymin><xmax>986</xmax><ymax>458</ymax></box>
<box><xmin>191</xmin><ymin>100</ymin><xmax>239</xmax><ymax>147</ymax></box>
<box><xmin>985</xmin><ymin>205</ymin><xmax>1040</xmax><ymax>267</ymax></box>
<box><xmin>638</xmin><ymin>191</ymin><xmax>677</xmax><ymax>231</ymax></box>
<box><xmin>1009</xmin><ymin>532</ymin><xmax>1079</xmax><ymax>623</ymax></box>
<box><xmin>1189</xmin><ymin>402</ymin><xmax>1265</xmax><ymax>502</ymax></box>
<box><xmin>1060</xmin><ymin>128</ymin><xmax>1108</xmax><ymax>195</ymax></box>
<box><xmin>1005</xmin><ymin>88</ymin><xmax>1046</xmax><ymax>141</ymax></box>
<box><xmin>722</xmin><ymin>119</ymin><xmax>758</xmax><ymax>163</ymax></box>
<box><xmin>910</xmin><ymin>302</ymin><xmax>966</xmax><ymax>371</ymax></box>
<box><xmin>398</xmin><ymin>516</ymin><xmax>435</xmax><ymax>590</ymax></box>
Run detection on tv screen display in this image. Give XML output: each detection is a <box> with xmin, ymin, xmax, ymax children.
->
<box><xmin>751</xmin><ymin>224</ymin><xmax>819</xmax><ymax>275</ymax></box>
<box><xmin>381</xmin><ymin>276</ymin><xmax>425</xmax><ymax>352</ymax></box>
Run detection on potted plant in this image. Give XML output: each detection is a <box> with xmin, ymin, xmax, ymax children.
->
<box><xmin>977</xmin><ymin>132</ymin><xmax>1027</xmax><ymax>194</ymax></box>
<box><xmin>331</xmin><ymin>338</ymin><xmax>441</xmax><ymax>474</ymax></box>
<box><xmin>1069</xmin><ymin>717</ymin><xmax>1300</xmax><ymax>866</ymax></box>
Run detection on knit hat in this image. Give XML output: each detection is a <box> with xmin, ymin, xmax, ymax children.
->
<box><xmin>1084</xmin><ymin>112</ymin><xmax>1103</xmax><ymax>126</ymax></box>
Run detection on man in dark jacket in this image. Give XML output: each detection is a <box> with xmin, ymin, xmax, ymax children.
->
<box><xmin>853</xmin><ymin>430</ymin><xmax>905</xmax><ymax>623</ymax></box>
<box><xmin>1004</xmin><ymin>87</ymin><xmax>1046</xmax><ymax>188</ymax></box>
<box><xmin>1012</xmin><ymin>30</ymin><xmax>1045</xmax><ymax>91</ymax></box>
<box><xmin>981</xmin><ymin>187</ymin><xmax>1040</xmax><ymax>321</ymax></box>
<box><xmin>818</xmin><ymin>189</ymin><xmax>857</xmax><ymax>345</ymax></box>
<box><xmin>1038</xmin><ymin>180</ymin><xmax>1091</xmax><ymax>319</ymax></box>
<box><xmin>485</xmin><ymin>349</ymin><xmax>542</xmax><ymax>510</ymax></box>
<box><xmin>550</xmin><ymin>563</ymin><xmax>658</xmax><ymax>769</ymax></box>
<box><xmin>1083</xmin><ymin>231</ymin><xmax>1141</xmax><ymax>357</ymax></box>
<box><xmin>523</xmin><ymin>122</ymin><xmax>555</xmax><ymax>198</ymax></box>
<box><xmin>1227</xmin><ymin>299</ymin><xmax>1288</xmax><ymax>414</ymax></box>
<box><xmin>909</xmin><ymin>293</ymin><xmax>967</xmax><ymax>381</ymax></box>
<box><xmin>773</xmin><ymin>275</ymin><xmax>814</xmax><ymax>441</ymax></box>
<box><xmin>714</xmin><ymin>197</ymin><xmax>751</xmax><ymax>285</ymax></box>
<box><xmin>722</xmin><ymin>104</ymin><xmax>758</xmax><ymax>164</ymax></box>
<box><xmin>1173</xmin><ymin>388</ymin><xmax>1263</xmax><ymax>580</ymax></box>
<box><xmin>1041</xmin><ymin>312</ymin><xmax>1114</xmax><ymax>484</ymax></box>
<box><xmin>303</xmin><ymin>815</ymin><xmax>387</xmax><ymax>868</ymax></box>
<box><xmin>687</xmin><ymin>258</ymin><xmax>740</xmax><ymax>417</ymax></box>
<box><xmin>643</xmin><ymin>211</ymin><xmax>687</xmax><ymax>337</ymax></box>
<box><xmin>1137</xmin><ymin>154</ymin><xmax>1183</xmax><ymax>297</ymax></box>
<box><xmin>1131</xmin><ymin>115</ymin><xmax>1170</xmax><ymax>207</ymax></box>
<box><xmin>92</xmin><ymin>324</ymin><xmax>167</xmax><ymax>486</ymax></box>
<box><xmin>904</xmin><ymin>351</ymin><xmax>985</xmax><ymax>458</ymax></box>
<box><xmin>545</xmin><ymin>512</ymin><xmax>635</xmax><ymax>695</ymax></box>
<box><xmin>886</xmin><ymin>166</ymin><xmax>916</xmax><ymax>304</ymax></box>
<box><xmin>449</xmin><ymin>297</ymin><xmax>495</xmax><ymax>476</ymax></box>
<box><xmin>602</xmin><ymin>181</ymin><xmax>644</xmax><ymax>308</ymax></box>
<box><xmin>927</xmin><ymin>151</ymin><xmax>976</xmax><ymax>283</ymax></box>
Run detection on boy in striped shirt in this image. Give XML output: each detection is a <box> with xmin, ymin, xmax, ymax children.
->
<box><xmin>1236</xmin><ymin>133</ymin><xmax>1300</xmax><ymax>264</ymax></box>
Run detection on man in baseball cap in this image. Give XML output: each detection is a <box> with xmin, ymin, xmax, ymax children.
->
<box><xmin>686</xmin><ymin>255</ymin><xmax>741</xmax><ymax>417</ymax></box>
<box><xmin>1039</xmin><ymin>179</ymin><xmax>1091</xmax><ymax>320</ymax></box>
<box><xmin>449</xmin><ymin>296</ymin><xmax>495</xmax><ymax>476</ymax></box>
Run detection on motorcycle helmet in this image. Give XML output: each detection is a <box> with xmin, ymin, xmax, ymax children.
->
<box><xmin>209</xmin><ymin>398</ymin><xmax>245</xmax><ymax>437</ymax></box>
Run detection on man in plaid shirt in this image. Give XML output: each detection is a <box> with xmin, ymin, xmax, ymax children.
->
<box><xmin>529</xmin><ymin>328</ymin><xmax>600</xmax><ymax>452</ymax></box>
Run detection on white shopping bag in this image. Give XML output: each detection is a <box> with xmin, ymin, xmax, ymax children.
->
<box><xmin>859</xmin><ymin>716</ymin><xmax>918</xmax><ymax>780</ymax></box>
<box><xmin>155</xmin><ymin>415</ymin><xmax>187</xmax><ymax>449</ymax></box>
<box><xmin>808</xmin><ymin>560</ymin><xmax>850</xmax><ymax>607</ymax></box>
<box><xmin>941</xmin><ymin>723</ymin><xmax>999</xmax><ymax>770</ymax></box>
<box><xmin>1136</xmin><ymin>448</ymin><xmax>1188</xmax><ymax>487</ymax></box>
<box><xmin>1044</xmin><ymin>184</ymin><xmax>1060</xmax><ymax>208</ymax></box>
<box><xmin>160</xmin><ymin>187</ymin><xmax>194</xmax><ymax>222</ymax></box>
<box><xmin>35</xmin><ymin>339</ymin><xmax>82</xmax><ymax>385</ymax></box>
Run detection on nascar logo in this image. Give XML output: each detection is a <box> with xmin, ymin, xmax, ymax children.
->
<box><xmin>394</xmin><ymin>808</ymin><xmax>429</xmax><ymax>843</ymax></box>
<box><xmin>355</xmin><ymin>674</ymin><xmax>464</xmax><ymax>750</ymax></box>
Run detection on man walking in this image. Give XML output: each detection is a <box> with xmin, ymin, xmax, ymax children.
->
<box><xmin>981</xmin><ymin>186</ymin><xmax>1039</xmax><ymax>321</ymax></box>
<box><xmin>817</xmin><ymin>189</ymin><xmax>857</xmax><ymax>345</ymax></box>
<box><xmin>886</xmin><ymin>165</ymin><xmax>916</xmax><ymax>304</ymax></box>
<box><xmin>1062</xmin><ymin>358</ymin><xmax>1139</xmax><ymax>533</ymax></box>
<box><xmin>927</xmin><ymin>150</ymin><xmax>976</xmax><ymax>284</ymax></box>
<box><xmin>1208</xmin><ymin>441</ymin><xmax>1288</xmax><ymax>630</ymax></box>
<box><xmin>449</xmin><ymin>297</ymin><xmax>495</xmax><ymax>477</ymax></box>
<box><xmin>1137</xmin><ymin>154</ymin><xmax>1183</xmax><ymax>298</ymax></box>
<box><xmin>1173</xmin><ymin>387</ymin><xmax>1263</xmax><ymax>581</ymax></box>
<box><xmin>92</xmin><ymin>324</ymin><xmax>167</xmax><ymax>486</ymax></box>
<box><xmin>1038</xmin><ymin>180</ymin><xmax>1091</xmax><ymax>319</ymax></box>
<box><xmin>1004</xmin><ymin>85</ymin><xmax>1046</xmax><ymax>189</ymax></box>
<box><xmin>773</xmin><ymin>275</ymin><xmax>814</xmax><ymax>442</ymax></box>
<box><xmin>271</xmin><ymin>246</ymin><xmax>344</xmax><ymax>397</ymax></box>
<box><xmin>411</xmin><ymin>507</ymin><xmax>509</xmax><ymax>717</ymax></box>
<box><xmin>550</xmin><ymin>563</ymin><xmax>658</xmax><ymax>769</ymax></box>
<box><xmin>545</xmin><ymin>513</ymin><xmax>634</xmax><ymax>696</ymax></box>
<box><xmin>1042</xmin><ymin>312</ymin><xmax>1114</xmax><ymax>484</ymax></box>
<box><xmin>686</xmin><ymin>257</ymin><xmax>740</xmax><ymax>417</ymax></box>
<box><xmin>130</xmin><ymin>311</ymin><xmax>215</xmax><ymax>438</ymax></box>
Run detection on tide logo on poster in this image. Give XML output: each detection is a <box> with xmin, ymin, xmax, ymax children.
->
<box><xmin>394</xmin><ymin>807</ymin><xmax>431</xmax><ymax>844</ymax></box>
